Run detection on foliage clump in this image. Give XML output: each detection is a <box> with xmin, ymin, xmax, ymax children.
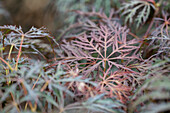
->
<box><xmin>0</xmin><ymin>0</ymin><xmax>170</xmax><ymax>113</ymax></box>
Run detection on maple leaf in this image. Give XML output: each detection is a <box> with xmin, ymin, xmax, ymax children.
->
<box><xmin>59</xmin><ymin>21</ymin><xmax>140</xmax><ymax>76</ymax></box>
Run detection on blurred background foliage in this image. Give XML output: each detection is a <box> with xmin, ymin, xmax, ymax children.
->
<box><xmin>0</xmin><ymin>0</ymin><xmax>169</xmax><ymax>38</ymax></box>
<box><xmin>0</xmin><ymin>0</ymin><xmax>125</xmax><ymax>36</ymax></box>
